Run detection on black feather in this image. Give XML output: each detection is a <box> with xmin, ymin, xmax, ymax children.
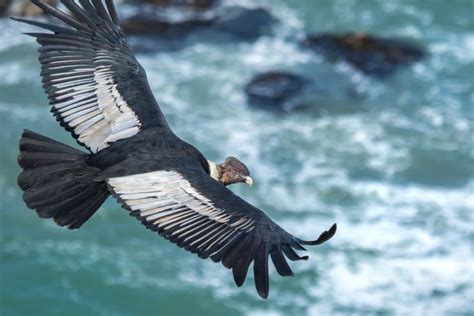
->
<box><xmin>298</xmin><ymin>223</ymin><xmax>337</xmax><ymax>245</ymax></box>
<box><xmin>91</xmin><ymin>0</ymin><xmax>112</xmax><ymax>22</ymax></box>
<box><xmin>270</xmin><ymin>247</ymin><xmax>293</xmax><ymax>277</ymax></box>
<box><xmin>31</xmin><ymin>0</ymin><xmax>90</xmax><ymax>31</ymax></box>
<box><xmin>222</xmin><ymin>233</ymin><xmax>253</xmax><ymax>268</ymax></box>
<box><xmin>68</xmin><ymin>191</ymin><xmax>109</xmax><ymax>229</ymax></box>
<box><xmin>10</xmin><ymin>17</ymin><xmax>74</xmax><ymax>34</ymax></box>
<box><xmin>18</xmin><ymin>163</ymin><xmax>76</xmax><ymax>190</ymax></box>
<box><xmin>78</xmin><ymin>0</ymin><xmax>101</xmax><ymax>22</ymax></box>
<box><xmin>61</xmin><ymin>0</ymin><xmax>96</xmax><ymax>28</ymax></box>
<box><xmin>105</xmin><ymin>0</ymin><xmax>118</xmax><ymax>23</ymax></box>
<box><xmin>35</xmin><ymin>187</ymin><xmax>95</xmax><ymax>216</ymax></box>
<box><xmin>197</xmin><ymin>227</ymin><xmax>234</xmax><ymax>259</ymax></box>
<box><xmin>281</xmin><ymin>244</ymin><xmax>308</xmax><ymax>261</ymax></box>
<box><xmin>210</xmin><ymin>232</ymin><xmax>246</xmax><ymax>263</ymax></box>
<box><xmin>253</xmin><ymin>243</ymin><xmax>269</xmax><ymax>299</ymax></box>
<box><xmin>232</xmin><ymin>237</ymin><xmax>258</xmax><ymax>287</ymax></box>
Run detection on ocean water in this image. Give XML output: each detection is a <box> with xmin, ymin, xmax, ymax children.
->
<box><xmin>1</xmin><ymin>0</ymin><xmax>473</xmax><ymax>315</ymax></box>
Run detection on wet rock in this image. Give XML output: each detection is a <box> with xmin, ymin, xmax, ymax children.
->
<box><xmin>121</xmin><ymin>0</ymin><xmax>217</xmax><ymax>39</ymax></box>
<box><xmin>121</xmin><ymin>3</ymin><xmax>276</xmax><ymax>43</ymax></box>
<box><xmin>0</xmin><ymin>0</ymin><xmax>12</xmax><ymax>17</ymax></box>
<box><xmin>122</xmin><ymin>15</ymin><xmax>214</xmax><ymax>39</ymax></box>
<box><xmin>244</xmin><ymin>68</ymin><xmax>367</xmax><ymax>115</ymax></box>
<box><xmin>213</xmin><ymin>6</ymin><xmax>276</xmax><ymax>40</ymax></box>
<box><xmin>244</xmin><ymin>71</ymin><xmax>311</xmax><ymax>108</ymax></box>
<box><xmin>302</xmin><ymin>32</ymin><xmax>426</xmax><ymax>77</ymax></box>
<box><xmin>133</xmin><ymin>0</ymin><xmax>219</xmax><ymax>11</ymax></box>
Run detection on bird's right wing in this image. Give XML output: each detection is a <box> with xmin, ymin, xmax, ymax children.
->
<box><xmin>13</xmin><ymin>0</ymin><xmax>169</xmax><ymax>153</ymax></box>
<box><xmin>107</xmin><ymin>166</ymin><xmax>336</xmax><ymax>299</ymax></box>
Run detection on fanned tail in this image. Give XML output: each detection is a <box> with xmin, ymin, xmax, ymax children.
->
<box><xmin>17</xmin><ymin>129</ymin><xmax>109</xmax><ymax>229</ymax></box>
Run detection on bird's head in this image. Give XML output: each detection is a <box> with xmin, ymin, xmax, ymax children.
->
<box><xmin>208</xmin><ymin>157</ymin><xmax>253</xmax><ymax>186</ymax></box>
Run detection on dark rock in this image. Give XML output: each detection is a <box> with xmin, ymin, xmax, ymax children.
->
<box><xmin>132</xmin><ymin>0</ymin><xmax>219</xmax><ymax>11</ymax></box>
<box><xmin>122</xmin><ymin>16</ymin><xmax>214</xmax><ymax>39</ymax></box>
<box><xmin>0</xmin><ymin>0</ymin><xmax>12</xmax><ymax>17</ymax></box>
<box><xmin>121</xmin><ymin>2</ymin><xmax>212</xmax><ymax>40</ymax></box>
<box><xmin>121</xmin><ymin>3</ymin><xmax>276</xmax><ymax>44</ymax></box>
<box><xmin>302</xmin><ymin>32</ymin><xmax>426</xmax><ymax>77</ymax></box>
<box><xmin>245</xmin><ymin>71</ymin><xmax>311</xmax><ymax>107</ymax></box>
<box><xmin>213</xmin><ymin>6</ymin><xmax>276</xmax><ymax>40</ymax></box>
<box><xmin>121</xmin><ymin>0</ymin><xmax>218</xmax><ymax>39</ymax></box>
<box><xmin>126</xmin><ymin>36</ymin><xmax>187</xmax><ymax>53</ymax></box>
<box><xmin>244</xmin><ymin>68</ymin><xmax>368</xmax><ymax>115</ymax></box>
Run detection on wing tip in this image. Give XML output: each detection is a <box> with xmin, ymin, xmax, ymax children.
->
<box><xmin>257</xmin><ymin>289</ymin><xmax>269</xmax><ymax>299</ymax></box>
<box><xmin>10</xmin><ymin>16</ymin><xmax>35</xmax><ymax>25</ymax></box>
<box><xmin>298</xmin><ymin>223</ymin><xmax>337</xmax><ymax>246</ymax></box>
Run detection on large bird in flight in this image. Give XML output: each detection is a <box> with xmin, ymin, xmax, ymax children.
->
<box><xmin>15</xmin><ymin>0</ymin><xmax>336</xmax><ymax>298</ymax></box>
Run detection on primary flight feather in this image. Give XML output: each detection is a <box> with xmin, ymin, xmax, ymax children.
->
<box><xmin>15</xmin><ymin>0</ymin><xmax>336</xmax><ymax>299</ymax></box>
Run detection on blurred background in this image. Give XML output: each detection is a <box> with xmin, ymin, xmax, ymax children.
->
<box><xmin>1</xmin><ymin>0</ymin><xmax>473</xmax><ymax>315</ymax></box>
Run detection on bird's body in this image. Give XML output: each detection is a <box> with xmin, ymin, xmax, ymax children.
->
<box><xmin>15</xmin><ymin>0</ymin><xmax>336</xmax><ymax>299</ymax></box>
<box><xmin>90</xmin><ymin>127</ymin><xmax>207</xmax><ymax>178</ymax></box>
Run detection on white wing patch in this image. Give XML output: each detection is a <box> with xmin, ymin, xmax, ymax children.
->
<box><xmin>108</xmin><ymin>170</ymin><xmax>255</xmax><ymax>253</ymax></box>
<box><xmin>51</xmin><ymin>60</ymin><xmax>141</xmax><ymax>153</ymax></box>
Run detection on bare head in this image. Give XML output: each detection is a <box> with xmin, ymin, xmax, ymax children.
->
<box><xmin>208</xmin><ymin>156</ymin><xmax>253</xmax><ymax>186</ymax></box>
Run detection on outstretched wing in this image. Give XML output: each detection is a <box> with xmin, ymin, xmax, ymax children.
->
<box><xmin>107</xmin><ymin>166</ymin><xmax>336</xmax><ymax>299</ymax></box>
<box><xmin>13</xmin><ymin>0</ymin><xmax>169</xmax><ymax>153</ymax></box>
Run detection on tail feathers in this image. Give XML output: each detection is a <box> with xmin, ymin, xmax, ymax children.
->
<box><xmin>18</xmin><ymin>129</ymin><xmax>84</xmax><ymax>169</ymax></box>
<box><xmin>18</xmin><ymin>129</ymin><xmax>109</xmax><ymax>229</ymax></box>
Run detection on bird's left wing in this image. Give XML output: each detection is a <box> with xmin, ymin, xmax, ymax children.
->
<box><xmin>107</xmin><ymin>166</ymin><xmax>336</xmax><ymax>298</ymax></box>
<box><xmin>13</xmin><ymin>0</ymin><xmax>169</xmax><ymax>153</ymax></box>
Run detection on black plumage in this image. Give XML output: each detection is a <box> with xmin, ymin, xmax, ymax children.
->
<box><xmin>15</xmin><ymin>0</ymin><xmax>336</xmax><ymax>299</ymax></box>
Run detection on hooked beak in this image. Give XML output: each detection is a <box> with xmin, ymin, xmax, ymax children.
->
<box><xmin>244</xmin><ymin>176</ymin><xmax>254</xmax><ymax>187</ymax></box>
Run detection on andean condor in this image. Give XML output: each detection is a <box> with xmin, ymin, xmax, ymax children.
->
<box><xmin>14</xmin><ymin>0</ymin><xmax>337</xmax><ymax>299</ymax></box>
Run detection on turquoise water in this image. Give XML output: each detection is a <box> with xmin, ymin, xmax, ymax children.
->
<box><xmin>1</xmin><ymin>0</ymin><xmax>473</xmax><ymax>315</ymax></box>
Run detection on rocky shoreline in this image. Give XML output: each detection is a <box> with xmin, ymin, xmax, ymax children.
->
<box><xmin>1</xmin><ymin>0</ymin><xmax>427</xmax><ymax>114</ymax></box>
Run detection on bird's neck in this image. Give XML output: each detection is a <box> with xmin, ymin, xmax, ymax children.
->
<box><xmin>207</xmin><ymin>160</ymin><xmax>221</xmax><ymax>181</ymax></box>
